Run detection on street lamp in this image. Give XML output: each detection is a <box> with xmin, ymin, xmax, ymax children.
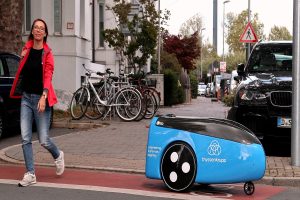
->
<box><xmin>223</xmin><ymin>0</ymin><xmax>230</xmax><ymax>61</ymax></box>
<box><xmin>157</xmin><ymin>0</ymin><xmax>161</xmax><ymax>74</ymax></box>
<box><xmin>200</xmin><ymin>28</ymin><xmax>205</xmax><ymax>80</ymax></box>
<box><xmin>156</xmin><ymin>0</ymin><xmax>161</xmax><ymax>74</ymax></box>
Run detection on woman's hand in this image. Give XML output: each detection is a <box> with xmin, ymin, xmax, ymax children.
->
<box><xmin>37</xmin><ymin>96</ymin><xmax>46</xmax><ymax>112</ymax></box>
<box><xmin>21</xmin><ymin>49</ymin><xmax>27</xmax><ymax>58</ymax></box>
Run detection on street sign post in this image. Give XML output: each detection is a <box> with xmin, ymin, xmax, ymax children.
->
<box><xmin>239</xmin><ymin>22</ymin><xmax>258</xmax><ymax>43</ymax></box>
<box><xmin>292</xmin><ymin>0</ymin><xmax>300</xmax><ymax>167</ymax></box>
<box><xmin>220</xmin><ymin>61</ymin><xmax>226</xmax><ymax>72</ymax></box>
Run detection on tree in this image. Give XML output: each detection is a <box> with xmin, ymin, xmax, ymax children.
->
<box><xmin>179</xmin><ymin>13</ymin><xmax>204</xmax><ymax>37</ymax></box>
<box><xmin>194</xmin><ymin>42</ymin><xmax>220</xmax><ymax>81</ymax></box>
<box><xmin>163</xmin><ymin>32</ymin><xmax>200</xmax><ymax>73</ymax></box>
<box><xmin>225</xmin><ymin>51</ymin><xmax>246</xmax><ymax>72</ymax></box>
<box><xmin>268</xmin><ymin>25</ymin><xmax>292</xmax><ymax>41</ymax></box>
<box><xmin>0</xmin><ymin>0</ymin><xmax>23</xmax><ymax>54</ymax></box>
<box><xmin>226</xmin><ymin>10</ymin><xmax>265</xmax><ymax>54</ymax></box>
<box><xmin>103</xmin><ymin>0</ymin><xmax>164</xmax><ymax>73</ymax></box>
<box><xmin>160</xmin><ymin>51</ymin><xmax>181</xmax><ymax>74</ymax></box>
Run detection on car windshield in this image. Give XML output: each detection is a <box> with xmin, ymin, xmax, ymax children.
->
<box><xmin>247</xmin><ymin>44</ymin><xmax>292</xmax><ymax>73</ymax></box>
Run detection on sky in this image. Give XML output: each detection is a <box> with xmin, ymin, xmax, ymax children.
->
<box><xmin>160</xmin><ymin>0</ymin><xmax>294</xmax><ymax>55</ymax></box>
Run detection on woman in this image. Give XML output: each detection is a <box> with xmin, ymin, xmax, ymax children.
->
<box><xmin>10</xmin><ymin>18</ymin><xmax>65</xmax><ymax>187</ymax></box>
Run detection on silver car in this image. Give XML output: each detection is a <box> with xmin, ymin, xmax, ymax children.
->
<box><xmin>198</xmin><ymin>83</ymin><xmax>206</xmax><ymax>96</ymax></box>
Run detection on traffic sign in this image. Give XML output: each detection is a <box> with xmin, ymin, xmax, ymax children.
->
<box><xmin>239</xmin><ymin>22</ymin><xmax>258</xmax><ymax>43</ymax></box>
<box><xmin>220</xmin><ymin>61</ymin><xmax>226</xmax><ymax>72</ymax></box>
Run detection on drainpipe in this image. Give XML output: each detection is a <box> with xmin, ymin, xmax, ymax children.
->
<box><xmin>92</xmin><ymin>0</ymin><xmax>95</xmax><ymax>63</ymax></box>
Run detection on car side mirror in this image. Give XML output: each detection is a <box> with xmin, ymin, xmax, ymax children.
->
<box><xmin>237</xmin><ymin>63</ymin><xmax>245</xmax><ymax>76</ymax></box>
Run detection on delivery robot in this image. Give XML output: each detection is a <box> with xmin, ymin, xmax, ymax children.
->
<box><xmin>145</xmin><ymin>115</ymin><xmax>266</xmax><ymax>195</ymax></box>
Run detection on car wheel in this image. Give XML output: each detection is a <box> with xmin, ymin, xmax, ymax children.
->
<box><xmin>161</xmin><ymin>142</ymin><xmax>197</xmax><ymax>192</ymax></box>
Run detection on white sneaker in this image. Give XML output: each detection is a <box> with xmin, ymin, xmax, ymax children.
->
<box><xmin>18</xmin><ymin>172</ymin><xmax>36</xmax><ymax>187</ymax></box>
<box><xmin>55</xmin><ymin>151</ymin><xmax>65</xmax><ymax>175</ymax></box>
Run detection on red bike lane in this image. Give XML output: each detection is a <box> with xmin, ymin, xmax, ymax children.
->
<box><xmin>0</xmin><ymin>165</ymin><xmax>286</xmax><ymax>200</ymax></box>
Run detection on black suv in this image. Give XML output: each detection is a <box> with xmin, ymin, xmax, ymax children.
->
<box><xmin>227</xmin><ymin>41</ymin><xmax>292</xmax><ymax>140</ymax></box>
<box><xmin>0</xmin><ymin>52</ymin><xmax>21</xmax><ymax>138</ymax></box>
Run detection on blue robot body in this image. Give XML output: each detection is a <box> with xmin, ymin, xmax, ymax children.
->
<box><xmin>145</xmin><ymin>116</ymin><xmax>266</xmax><ymax>194</ymax></box>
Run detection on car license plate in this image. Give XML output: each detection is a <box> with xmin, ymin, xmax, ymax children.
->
<box><xmin>277</xmin><ymin>117</ymin><xmax>292</xmax><ymax>128</ymax></box>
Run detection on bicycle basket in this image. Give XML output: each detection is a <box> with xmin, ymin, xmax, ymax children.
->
<box><xmin>146</xmin><ymin>78</ymin><xmax>157</xmax><ymax>87</ymax></box>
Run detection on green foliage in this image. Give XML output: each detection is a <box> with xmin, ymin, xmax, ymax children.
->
<box><xmin>103</xmin><ymin>0</ymin><xmax>167</xmax><ymax>73</ymax></box>
<box><xmin>179</xmin><ymin>13</ymin><xmax>204</xmax><ymax>36</ymax></box>
<box><xmin>189</xmin><ymin>73</ymin><xmax>198</xmax><ymax>99</ymax></box>
<box><xmin>150</xmin><ymin>58</ymin><xmax>158</xmax><ymax>74</ymax></box>
<box><xmin>163</xmin><ymin>69</ymin><xmax>184</xmax><ymax>106</ymax></box>
<box><xmin>224</xmin><ymin>51</ymin><xmax>246</xmax><ymax>72</ymax></box>
<box><xmin>161</xmin><ymin>51</ymin><xmax>181</xmax><ymax>74</ymax></box>
<box><xmin>194</xmin><ymin>43</ymin><xmax>220</xmax><ymax>81</ymax></box>
<box><xmin>268</xmin><ymin>25</ymin><xmax>292</xmax><ymax>41</ymax></box>
<box><xmin>177</xmin><ymin>85</ymin><xmax>185</xmax><ymax>103</ymax></box>
<box><xmin>226</xmin><ymin>10</ymin><xmax>265</xmax><ymax>54</ymax></box>
<box><xmin>223</xmin><ymin>94</ymin><xmax>235</xmax><ymax>107</ymax></box>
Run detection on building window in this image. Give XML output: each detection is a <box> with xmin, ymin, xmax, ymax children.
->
<box><xmin>24</xmin><ymin>0</ymin><xmax>31</xmax><ymax>32</ymax></box>
<box><xmin>99</xmin><ymin>1</ymin><xmax>104</xmax><ymax>47</ymax></box>
<box><xmin>54</xmin><ymin>0</ymin><xmax>62</xmax><ymax>33</ymax></box>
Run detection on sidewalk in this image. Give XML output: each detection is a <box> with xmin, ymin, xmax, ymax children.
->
<box><xmin>1</xmin><ymin>97</ymin><xmax>300</xmax><ymax>187</ymax></box>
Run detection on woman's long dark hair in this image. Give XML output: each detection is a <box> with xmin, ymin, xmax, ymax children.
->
<box><xmin>28</xmin><ymin>18</ymin><xmax>48</xmax><ymax>42</ymax></box>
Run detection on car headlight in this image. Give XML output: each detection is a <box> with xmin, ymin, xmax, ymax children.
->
<box><xmin>240</xmin><ymin>90</ymin><xmax>266</xmax><ymax>101</ymax></box>
<box><xmin>238</xmin><ymin>89</ymin><xmax>267</xmax><ymax>104</ymax></box>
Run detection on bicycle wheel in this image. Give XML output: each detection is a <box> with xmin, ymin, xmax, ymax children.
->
<box><xmin>134</xmin><ymin>94</ymin><xmax>147</xmax><ymax>121</ymax></box>
<box><xmin>115</xmin><ymin>88</ymin><xmax>142</xmax><ymax>121</ymax></box>
<box><xmin>70</xmin><ymin>87</ymin><xmax>89</xmax><ymax>120</ymax></box>
<box><xmin>148</xmin><ymin>88</ymin><xmax>161</xmax><ymax>112</ymax></box>
<box><xmin>85</xmin><ymin>95</ymin><xmax>106</xmax><ymax>120</ymax></box>
<box><xmin>143</xmin><ymin>91</ymin><xmax>156</xmax><ymax>119</ymax></box>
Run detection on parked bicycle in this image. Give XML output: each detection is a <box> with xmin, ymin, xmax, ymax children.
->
<box><xmin>70</xmin><ymin>64</ymin><xmax>143</xmax><ymax>121</ymax></box>
<box><xmin>128</xmin><ymin>72</ymin><xmax>161</xmax><ymax>119</ymax></box>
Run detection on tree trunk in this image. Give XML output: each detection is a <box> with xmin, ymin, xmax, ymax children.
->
<box><xmin>0</xmin><ymin>0</ymin><xmax>24</xmax><ymax>54</ymax></box>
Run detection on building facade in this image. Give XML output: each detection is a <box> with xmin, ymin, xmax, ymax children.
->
<box><xmin>23</xmin><ymin>0</ymin><xmax>120</xmax><ymax>93</ymax></box>
<box><xmin>22</xmin><ymin>0</ymin><xmax>163</xmax><ymax>109</ymax></box>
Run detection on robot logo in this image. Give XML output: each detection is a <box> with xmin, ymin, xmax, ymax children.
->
<box><xmin>207</xmin><ymin>140</ymin><xmax>222</xmax><ymax>156</ymax></box>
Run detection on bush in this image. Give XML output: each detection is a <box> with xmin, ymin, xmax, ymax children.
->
<box><xmin>223</xmin><ymin>94</ymin><xmax>235</xmax><ymax>107</ymax></box>
<box><xmin>164</xmin><ymin>69</ymin><xmax>184</xmax><ymax>106</ymax></box>
<box><xmin>177</xmin><ymin>85</ymin><xmax>185</xmax><ymax>104</ymax></box>
<box><xmin>189</xmin><ymin>74</ymin><xmax>198</xmax><ymax>99</ymax></box>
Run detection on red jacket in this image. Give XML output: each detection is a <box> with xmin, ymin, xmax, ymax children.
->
<box><xmin>10</xmin><ymin>40</ymin><xmax>58</xmax><ymax>107</ymax></box>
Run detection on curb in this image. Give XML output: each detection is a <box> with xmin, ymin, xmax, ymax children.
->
<box><xmin>52</xmin><ymin>120</ymin><xmax>110</xmax><ymax>129</ymax></box>
<box><xmin>257</xmin><ymin>177</ymin><xmax>300</xmax><ymax>188</ymax></box>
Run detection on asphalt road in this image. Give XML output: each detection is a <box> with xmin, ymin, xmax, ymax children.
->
<box><xmin>0</xmin><ymin>183</ymin><xmax>178</xmax><ymax>200</ymax></box>
<box><xmin>1</xmin><ymin>165</ymin><xmax>300</xmax><ymax>200</ymax></box>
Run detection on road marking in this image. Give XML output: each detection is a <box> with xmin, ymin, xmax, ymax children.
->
<box><xmin>0</xmin><ymin>179</ymin><xmax>222</xmax><ymax>200</ymax></box>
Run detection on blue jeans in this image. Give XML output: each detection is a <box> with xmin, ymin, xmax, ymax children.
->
<box><xmin>21</xmin><ymin>92</ymin><xmax>60</xmax><ymax>174</ymax></box>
